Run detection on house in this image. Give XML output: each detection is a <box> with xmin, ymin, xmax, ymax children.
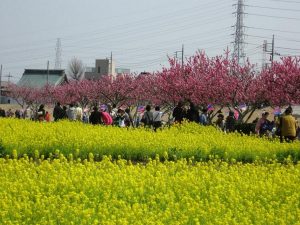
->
<box><xmin>18</xmin><ymin>69</ymin><xmax>67</xmax><ymax>88</ymax></box>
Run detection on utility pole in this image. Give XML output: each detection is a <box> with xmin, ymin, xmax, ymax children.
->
<box><xmin>271</xmin><ymin>34</ymin><xmax>275</xmax><ymax>65</ymax></box>
<box><xmin>232</xmin><ymin>0</ymin><xmax>246</xmax><ymax>65</ymax></box>
<box><xmin>262</xmin><ymin>35</ymin><xmax>277</xmax><ymax>69</ymax></box>
<box><xmin>0</xmin><ymin>65</ymin><xmax>2</xmax><ymax>104</ymax></box>
<box><xmin>181</xmin><ymin>44</ymin><xmax>184</xmax><ymax>69</ymax></box>
<box><xmin>4</xmin><ymin>73</ymin><xmax>13</xmax><ymax>84</ymax></box>
<box><xmin>47</xmin><ymin>61</ymin><xmax>49</xmax><ymax>85</ymax></box>
<box><xmin>175</xmin><ymin>44</ymin><xmax>184</xmax><ymax>68</ymax></box>
<box><xmin>110</xmin><ymin>51</ymin><xmax>113</xmax><ymax>76</ymax></box>
<box><xmin>262</xmin><ymin>40</ymin><xmax>267</xmax><ymax>70</ymax></box>
<box><xmin>54</xmin><ymin>38</ymin><xmax>62</xmax><ymax>69</ymax></box>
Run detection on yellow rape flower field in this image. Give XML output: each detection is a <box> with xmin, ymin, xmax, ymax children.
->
<box><xmin>0</xmin><ymin>158</ymin><xmax>299</xmax><ymax>224</ymax></box>
<box><xmin>0</xmin><ymin>118</ymin><xmax>299</xmax><ymax>162</ymax></box>
<box><xmin>0</xmin><ymin>118</ymin><xmax>300</xmax><ymax>224</ymax></box>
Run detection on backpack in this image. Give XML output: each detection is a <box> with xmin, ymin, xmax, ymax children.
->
<box><xmin>142</xmin><ymin>112</ymin><xmax>153</xmax><ymax>125</ymax></box>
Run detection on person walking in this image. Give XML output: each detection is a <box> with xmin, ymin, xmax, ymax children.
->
<box><xmin>110</xmin><ymin>104</ymin><xmax>118</xmax><ymax>123</ymax></box>
<box><xmin>186</xmin><ymin>102</ymin><xmax>199</xmax><ymax>123</ymax></box>
<box><xmin>45</xmin><ymin>111</ymin><xmax>51</xmax><ymax>122</ymax></box>
<box><xmin>75</xmin><ymin>103</ymin><xmax>83</xmax><ymax>122</ymax></box>
<box><xmin>225</xmin><ymin>111</ymin><xmax>236</xmax><ymax>133</ymax></box>
<box><xmin>255</xmin><ymin>112</ymin><xmax>272</xmax><ymax>136</ymax></box>
<box><xmin>215</xmin><ymin>113</ymin><xmax>225</xmax><ymax>131</ymax></box>
<box><xmin>82</xmin><ymin>108</ymin><xmax>89</xmax><ymax>123</ymax></box>
<box><xmin>37</xmin><ymin>105</ymin><xmax>46</xmax><ymax>122</ymax></box>
<box><xmin>53</xmin><ymin>102</ymin><xmax>64</xmax><ymax>121</ymax></box>
<box><xmin>173</xmin><ymin>101</ymin><xmax>185</xmax><ymax>124</ymax></box>
<box><xmin>6</xmin><ymin>109</ymin><xmax>14</xmax><ymax>117</ymax></box>
<box><xmin>0</xmin><ymin>107</ymin><xmax>6</xmax><ymax>117</ymax></box>
<box><xmin>89</xmin><ymin>106</ymin><xmax>101</xmax><ymax>125</ymax></box>
<box><xmin>153</xmin><ymin>106</ymin><xmax>162</xmax><ymax>132</ymax></box>
<box><xmin>67</xmin><ymin>104</ymin><xmax>76</xmax><ymax>121</ymax></box>
<box><xmin>141</xmin><ymin>105</ymin><xmax>153</xmax><ymax>128</ymax></box>
<box><xmin>199</xmin><ymin>108</ymin><xmax>209</xmax><ymax>126</ymax></box>
<box><xmin>280</xmin><ymin>107</ymin><xmax>298</xmax><ymax>142</ymax></box>
<box><xmin>124</xmin><ymin>108</ymin><xmax>133</xmax><ymax>127</ymax></box>
<box><xmin>101</xmin><ymin>110</ymin><xmax>113</xmax><ymax>125</ymax></box>
<box><xmin>61</xmin><ymin>106</ymin><xmax>68</xmax><ymax>119</ymax></box>
<box><xmin>115</xmin><ymin>109</ymin><xmax>126</xmax><ymax>127</ymax></box>
<box><xmin>15</xmin><ymin>110</ymin><xmax>21</xmax><ymax>119</ymax></box>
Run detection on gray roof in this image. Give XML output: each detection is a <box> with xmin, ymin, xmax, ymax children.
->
<box><xmin>18</xmin><ymin>69</ymin><xmax>67</xmax><ymax>88</ymax></box>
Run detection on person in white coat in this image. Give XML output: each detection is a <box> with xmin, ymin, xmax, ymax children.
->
<box><xmin>67</xmin><ymin>104</ymin><xmax>76</xmax><ymax>121</ymax></box>
<box><xmin>75</xmin><ymin>103</ymin><xmax>83</xmax><ymax>121</ymax></box>
<box><xmin>153</xmin><ymin>106</ymin><xmax>162</xmax><ymax>132</ymax></box>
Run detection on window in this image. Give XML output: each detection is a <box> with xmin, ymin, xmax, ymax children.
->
<box><xmin>98</xmin><ymin>66</ymin><xmax>101</xmax><ymax>73</ymax></box>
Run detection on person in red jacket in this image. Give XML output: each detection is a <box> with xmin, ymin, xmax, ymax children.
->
<box><xmin>45</xmin><ymin>111</ymin><xmax>51</xmax><ymax>122</ymax></box>
<box><xmin>101</xmin><ymin>111</ymin><xmax>113</xmax><ymax>125</ymax></box>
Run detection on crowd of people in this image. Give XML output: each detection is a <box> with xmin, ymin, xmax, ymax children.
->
<box><xmin>254</xmin><ymin>107</ymin><xmax>299</xmax><ymax>142</ymax></box>
<box><xmin>172</xmin><ymin>101</ymin><xmax>237</xmax><ymax>133</ymax></box>
<box><xmin>171</xmin><ymin>101</ymin><xmax>299</xmax><ymax>142</ymax></box>
<box><xmin>0</xmin><ymin>102</ymin><xmax>299</xmax><ymax>141</ymax></box>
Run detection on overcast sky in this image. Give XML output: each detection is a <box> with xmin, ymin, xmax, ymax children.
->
<box><xmin>0</xmin><ymin>0</ymin><xmax>300</xmax><ymax>82</ymax></box>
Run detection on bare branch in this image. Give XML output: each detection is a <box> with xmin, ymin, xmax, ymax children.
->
<box><xmin>67</xmin><ymin>57</ymin><xmax>85</xmax><ymax>81</ymax></box>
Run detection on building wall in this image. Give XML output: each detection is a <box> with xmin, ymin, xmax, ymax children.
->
<box><xmin>0</xmin><ymin>96</ymin><xmax>16</xmax><ymax>104</ymax></box>
<box><xmin>85</xmin><ymin>59</ymin><xmax>116</xmax><ymax>80</ymax></box>
<box><xmin>84</xmin><ymin>72</ymin><xmax>101</xmax><ymax>80</ymax></box>
<box><xmin>95</xmin><ymin>59</ymin><xmax>116</xmax><ymax>77</ymax></box>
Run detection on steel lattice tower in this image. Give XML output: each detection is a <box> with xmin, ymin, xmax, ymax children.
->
<box><xmin>54</xmin><ymin>38</ymin><xmax>62</xmax><ymax>69</ymax></box>
<box><xmin>233</xmin><ymin>0</ymin><xmax>246</xmax><ymax>64</ymax></box>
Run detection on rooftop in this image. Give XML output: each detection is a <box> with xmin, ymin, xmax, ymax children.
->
<box><xmin>18</xmin><ymin>69</ymin><xmax>67</xmax><ymax>88</ymax></box>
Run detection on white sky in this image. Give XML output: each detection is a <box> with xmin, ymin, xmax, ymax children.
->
<box><xmin>0</xmin><ymin>0</ymin><xmax>300</xmax><ymax>82</ymax></box>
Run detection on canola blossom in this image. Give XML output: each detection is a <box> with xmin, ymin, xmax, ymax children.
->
<box><xmin>0</xmin><ymin>118</ymin><xmax>299</xmax><ymax>162</ymax></box>
<box><xmin>0</xmin><ymin>158</ymin><xmax>299</xmax><ymax>224</ymax></box>
<box><xmin>1</xmin><ymin>118</ymin><xmax>300</xmax><ymax>162</ymax></box>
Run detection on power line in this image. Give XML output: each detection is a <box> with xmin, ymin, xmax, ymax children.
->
<box><xmin>247</xmin><ymin>51</ymin><xmax>261</xmax><ymax>56</ymax></box>
<box><xmin>1</xmin><ymin>20</ymin><xmax>232</xmax><ymax>61</ymax></box>
<box><xmin>1</xmin><ymin>33</ymin><xmax>231</xmax><ymax>65</ymax></box>
<box><xmin>261</xmin><ymin>0</ymin><xmax>300</xmax><ymax>4</ymax></box>
<box><xmin>276</xmin><ymin>35</ymin><xmax>300</xmax><ymax>43</ymax></box>
<box><xmin>245</xmin><ymin>26</ymin><xmax>300</xmax><ymax>34</ymax></box>
<box><xmin>246</xmin><ymin>45</ymin><xmax>262</xmax><ymax>54</ymax></box>
<box><xmin>247</xmin><ymin>42</ymin><xmax>265</xmax><ymax>46</ymax></box>
<box><xmin>60</xmin><ymin>7</ymin><xmax>232</xmax><ymax>48</ymax></box>
<box><xmin>276</xmin><ymin>46</ymin><xmax>300</xmax><ymax>51</ymax></box>
<box><xmin>0</xmin><ymin>0</ymin><xmax>230</xmax><ymax>48</ymax></box>
<box><xmin>0</xmin><ymin>0</ymin><xmax>184</xmax><ymax>40</ymax></box>
<box><xmin>247</xmin><ymin>34</ymin><xmax>271</xmax><ymax>39</ymax></box>
<box><xmin>246</xmin><ymin>4</ymin><xmax>300</xmax><ymax>12</ymax></box>
<box><xmin>278</xmin><ymin>54</ymin><xmax>300</xmax><ymax>57</ymax></box>
<box><xmin>246</xmin><ymin>13</ymin><xmax>300</xmax><ymax>21</ymax></box>
<box><xmin>247</xmin><ymin>34</ymin><xmax>300</xmax><ymax>43</ymax></box>
<box><xmin>1</xmin><ymin>7</ymin><xmax>231</xmax><ymax>55</ymax></box>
